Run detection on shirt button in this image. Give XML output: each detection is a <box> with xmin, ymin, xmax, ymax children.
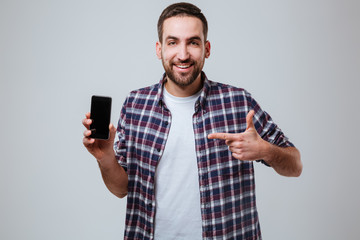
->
<box><xmin>157</xmin><ymin>148</ymin><xmax>161</xmax><ymax>152</ymax></box>
<box><xmin>164</xmin><ymin>121</ymin><xmax>168</xmax><ymax>126</ymax></box>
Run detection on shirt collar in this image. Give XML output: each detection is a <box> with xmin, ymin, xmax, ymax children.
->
<box><xmin>155</xmin><ymin>71</ymin><xmax>210</xmax><ymax>112</ymax></box>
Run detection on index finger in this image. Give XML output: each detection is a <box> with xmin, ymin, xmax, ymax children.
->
<box><xmin>82</xmin><ymin>112</ymin><xmax>92</xmax><ymax>130</ymax></box>
<box><xmin>208</xmin><ymin>133</ymin><xmax>238</xmax><ymax>141</ymax></box>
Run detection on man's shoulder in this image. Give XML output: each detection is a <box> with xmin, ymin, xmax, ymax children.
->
<box><xmin>206</xmin><ymin>79</ymin><xmax>251</xmax><ymax>97</ymax></box>
<box><xmin>130</xmin><ymin>82</ymin><xmax>160</xmax><ymax>95</ymax></box>
<box><xmin>126</xmin><ymin>82</ymin><xmax>161</xmax><ymax>100</ymax></box>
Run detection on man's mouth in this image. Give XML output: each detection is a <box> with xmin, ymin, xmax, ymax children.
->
<box><xmin>174</xmin><ymin>63</ymin><xmax>192</xmax><ymax>69</ymax></box>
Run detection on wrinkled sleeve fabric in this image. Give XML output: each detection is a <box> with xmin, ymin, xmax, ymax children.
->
<box><xmin>114</xmin><ymin>96</ymin><xmax>129</xmax><ymax>172</ymax></box>
<box><xmin>245</xmin><ymin>91</ymin><xmax>295</xmax><ymax>166</ymax></box>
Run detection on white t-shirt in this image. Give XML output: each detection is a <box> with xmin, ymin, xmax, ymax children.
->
<box><xmin>154</xmin><ymin>87</ymin><xmax>202</xmax><ymax>240</ymax></box>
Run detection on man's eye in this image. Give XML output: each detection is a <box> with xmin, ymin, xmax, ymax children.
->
<box><xmin>168</xmin><ymin>41</ymin><xmax>176</xmax><ymax>46</ymax></box>
<box><xmin>191</xmin><ymin>41</ymin><xmax>199</xmax><ymax>46</ymax></box>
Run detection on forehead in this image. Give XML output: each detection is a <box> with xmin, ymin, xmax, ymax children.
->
<box><xmin>162</xmin><ymin>16</ymin><xmax>204</xmax><ymax>40</ymax></box>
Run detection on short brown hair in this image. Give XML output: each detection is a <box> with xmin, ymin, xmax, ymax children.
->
<box><xmin>157</xmin><ymin>2</ymin><xmax>208</xmax><ymax>43</ymax></box>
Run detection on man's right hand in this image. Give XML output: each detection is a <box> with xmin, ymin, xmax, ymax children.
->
<box><xmin>82</xmin><ymin>112</ymin><xmax>128</xmax><ymax>198</ymax></box>
<box><xmin>82</xmin><ymin>112</ymin><xmax>116</xmax><ymax>162</ymax></box>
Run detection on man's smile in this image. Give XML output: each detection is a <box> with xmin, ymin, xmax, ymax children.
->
<box><xmin>175</xmin><ymin>64</ymin><xmax>191</xmax><ymax>69</ymax></box>
<box><xmin>173</xmin><ymin>62</ymin><xmax>194</xmax><ymax>72</ymax></box>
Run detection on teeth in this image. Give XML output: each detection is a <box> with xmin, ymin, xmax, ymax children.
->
<box><xmin>176</xmin><ymin>65</ymin><xmax>190</xmax><ymax>69</ymax></box>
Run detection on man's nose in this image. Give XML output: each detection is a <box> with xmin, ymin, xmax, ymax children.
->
<box><xmin>177</xmin><ymin>43</ymin><xmax>190</xmax><ymax>61</ymax></box>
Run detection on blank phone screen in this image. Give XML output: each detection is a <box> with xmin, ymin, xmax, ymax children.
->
<box><xmin>90</xmin><ymin>95</ymin><xmax>112</xmax><ymax>139</ymax></box>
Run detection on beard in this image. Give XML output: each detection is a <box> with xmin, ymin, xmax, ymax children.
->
<box><xmin>162</xmin><ymin>58</ymin><xmax>204</xmax><ymax>87</ymax></box>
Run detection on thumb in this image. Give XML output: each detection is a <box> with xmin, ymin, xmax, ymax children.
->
<box><xmin>246</xmin><ymin>110</ymin><xmax>255</xmax><ymax>130</ymax></box>
<box><xmin>109</xmin><ymin>123</ymin><xmax>117</xmax><ymax>141</ymax></box>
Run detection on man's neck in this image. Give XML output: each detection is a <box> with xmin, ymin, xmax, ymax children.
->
<box><xmin>164</xmin><ymin>75</ymin><xmax>203</xmax><ymax>97</ymax></box>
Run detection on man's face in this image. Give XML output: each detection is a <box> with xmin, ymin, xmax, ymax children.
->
<box><xmin>156</xmin><ymin>16</ymin><xmax>210</xmax><ymax>87</ymax></box>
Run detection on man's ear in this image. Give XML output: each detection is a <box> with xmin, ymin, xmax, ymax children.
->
<box><xmin>156</xmin><ymin>41</ymin><xmax>162</xmax><ymax>59</ymax></box>
<box><xmin>205</xmin><ymin>40</ymin><xmax>211</xmax><ymax>58</ymax></box>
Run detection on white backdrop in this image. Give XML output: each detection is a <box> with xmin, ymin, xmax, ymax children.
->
<box><xmin>1</xmin><ymin>0</ymin><xmax>359</xmax><ymax>239</ymax></box>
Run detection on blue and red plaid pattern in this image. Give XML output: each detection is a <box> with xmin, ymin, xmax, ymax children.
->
<box><xmin>115</xmin><ymin>72</ymin><xmax>294</xmax><ymax>240</ymax></box>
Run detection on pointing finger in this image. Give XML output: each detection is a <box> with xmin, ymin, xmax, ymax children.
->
<box><xmin>208</xmin><ymin>133</ymin><xmax>239</xmax><ymax>141</ymax></box>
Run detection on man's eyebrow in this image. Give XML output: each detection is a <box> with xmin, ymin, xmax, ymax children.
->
<box><xmin>164</xmin><ymin>36</ymin><xmax>203</xmax><ymax>41</ymax></box>
<box><xmin>165</xmin><ymin>36</ymin><xmax>179</xmax><ymax>41</ymax></box>
<box><xmin>188</xmin><ymin>36</ymin><xmax>202</xmax><ymax>41</ymax></box>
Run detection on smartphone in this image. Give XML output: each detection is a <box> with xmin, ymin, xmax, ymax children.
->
<box><xmin>89</xmin><ymin>95</ymin><xmax>112</xmax><ymax>139</ymax></box>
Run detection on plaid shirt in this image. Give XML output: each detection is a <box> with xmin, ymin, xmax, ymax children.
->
<box><xmin>115</xmin><ymin>72</ymin><xmax>294</xmax><ymax>240</ymax></box>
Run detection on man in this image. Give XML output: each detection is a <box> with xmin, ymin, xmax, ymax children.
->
<box><xmin>83</xmin><ymin>2</ymin><xmax>302</xmax><ymax>240</ymax></box>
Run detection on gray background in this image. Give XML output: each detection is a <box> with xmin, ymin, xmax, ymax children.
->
<box><xmin>1</xmin><ymin>0</ymin><xmax>359</xmax><ymax>239</ymax></box>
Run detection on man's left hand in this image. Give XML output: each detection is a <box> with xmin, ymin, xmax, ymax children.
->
<box><xmin>208</xmin><ymin>110</ymin><xmax>269</xmax><ymax>161</ymax></box>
